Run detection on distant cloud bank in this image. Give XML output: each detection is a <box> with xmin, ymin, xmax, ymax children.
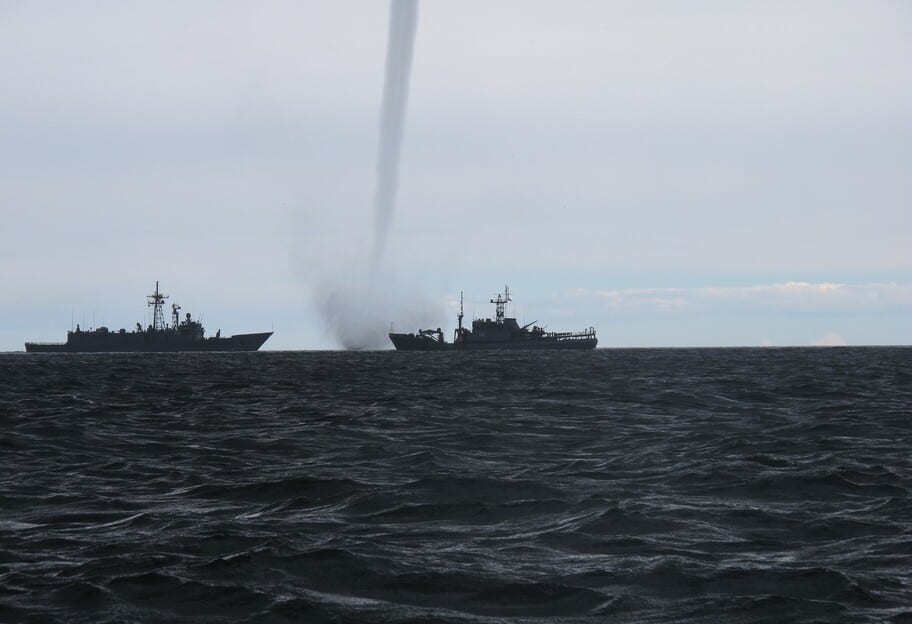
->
<box><xmin>812</xmin><ymin>331</ymin><xmax>847</xmax><ymax>347</ymax></box>
<box><xmin>572</xmin><ymin>282</ymin><xmax>912</xmax><ymax>314</ymax></box>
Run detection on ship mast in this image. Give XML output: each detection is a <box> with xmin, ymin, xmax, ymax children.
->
<box><xmin>458</xmin><ymin>291</ymin><xmax>464</xmax><ymax>332</ymax></box>
<box><xmin>453</xmin><ymin>291</ymin><xmax>466</xmax><ymax>344</ymax></box>
<box><xmin>147</xmin><ymin>281</ymin><xmax>168</xmax><ymax>331</ymax></box>
<box><xmin>490</xmin><ymin>285</ymin><xmax>511</xmax><ymax>324</ymax></box>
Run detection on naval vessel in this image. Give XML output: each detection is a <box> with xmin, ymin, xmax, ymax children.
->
<box><xmin>389</xmin><ymin>287</ymin><xmax>597</xmax><ymax>351</ymax></box>
<box><xmin>25</xmin><ymin>282</ymin><xmax>272</xmax><ymax>353</ymax></box>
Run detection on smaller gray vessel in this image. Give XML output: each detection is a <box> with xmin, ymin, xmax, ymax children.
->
<box><xmin>389</xmin><ymin>286</ymin><xmax>597</xmax><ymax>351</ymax></box>
<box><xmin>25</xmin><ymin>282</ymin><xmax>272</xmax><ymax>353</ymax></box>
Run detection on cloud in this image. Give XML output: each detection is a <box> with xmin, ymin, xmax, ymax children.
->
<box><xmin>577</xmin><ymin>282</ymin><xmax>912</xmax><ymax>314</ymax></box>
<box><xmin>812</xmin><ymin>332</ymin><xmax>847</xmax><ymax>347</ymax></box>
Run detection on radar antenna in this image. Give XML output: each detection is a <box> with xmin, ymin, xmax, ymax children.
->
<box><xmin>171</xmin><ymin>303</ymin><xmax>181</xmax><ymax>329</ymax></box>
<box><xmin>490</xmin><ymin>285</ymin><xmax>511</xmax><ymax>324</ymax></box>
<box><xmin>147</xmin><ymin>281</ymin><xmax>168</xmax><ymax>331</ymax></box>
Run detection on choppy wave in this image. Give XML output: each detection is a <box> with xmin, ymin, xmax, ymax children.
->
<box><xmin>1</xmin><ymin>347</ymin><xmax>911</xmax><ymax>623</ymax></box>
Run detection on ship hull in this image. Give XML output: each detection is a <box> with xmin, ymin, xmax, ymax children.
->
<box><xmin>389</xmin><ymin>333</ymin><xmax>597</xmax><ymax>351</ymax></box>
<box><xmin>388</xmin><ymin>333</ymin><xmax>454</xmax><ymax>351</ymax></box>
<box><xmin>25</xmin><ymin>332</ymin><xmax>272</xmax><ymax>353</ymax></box>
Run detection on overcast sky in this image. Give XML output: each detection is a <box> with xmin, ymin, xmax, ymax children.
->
<box><xmin>2</xmin><ymin>1</ymin><xmax>910</xmax><ymax>350</ymax></box>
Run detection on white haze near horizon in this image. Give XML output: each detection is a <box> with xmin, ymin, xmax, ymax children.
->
<box><xmin>1</xmin><ymin>1</ymin><xmax>910</xmax><ymax>350</ymax></box>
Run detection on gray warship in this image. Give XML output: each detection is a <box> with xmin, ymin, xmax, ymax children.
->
<box><xmin>389</xmin><ymin>287</ymin><xmax>597</xmax><ymax>351</ymax></box>
<box><xmin>25</xmin><ymin>282</ymin><xmax>272</xmax><ymax>353</ymax></box>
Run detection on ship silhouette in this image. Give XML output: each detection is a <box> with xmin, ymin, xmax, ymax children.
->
<box><xmin>25</xmin><ymin>282</ymin><xmax>272</xmax><ymax>353</ymax></box>
<box><xmin>389</xmin><ymin>286</ymin><xmax>597</xmax><ymax>351</ymax></box>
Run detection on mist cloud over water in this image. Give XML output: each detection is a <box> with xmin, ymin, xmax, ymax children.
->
<box><xmin>371</xmin><ymin>0</ymin><xmax>418</xmax><ymax>265</ymax></box>
<box><xmin>313</xmin><ymin>269</ymin><xmax>443</xmax><ymax>350</ymax></box>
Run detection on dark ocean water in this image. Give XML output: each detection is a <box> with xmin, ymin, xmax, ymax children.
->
<box><xmin>1</xmin><ymin>348</ymin><xmax>910</xmax><ymax>623</ymax></box>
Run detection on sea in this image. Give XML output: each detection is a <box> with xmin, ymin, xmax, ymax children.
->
<box><xmin>1</xmin><ymin>347</ymin><xmax>910</xmax><ymax>623</ymax></box>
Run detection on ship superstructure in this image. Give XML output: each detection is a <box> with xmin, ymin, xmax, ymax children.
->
<box><xmin>389</xmin><ymin>286</ymin><xmax>597</xmax><ymax>351</ymax></box>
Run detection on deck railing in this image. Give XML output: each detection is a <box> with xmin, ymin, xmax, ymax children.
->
<box><xmin>547</xmin><ymin>327</ymin><xmax>597</xmax><ymax>340</ymax></box>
